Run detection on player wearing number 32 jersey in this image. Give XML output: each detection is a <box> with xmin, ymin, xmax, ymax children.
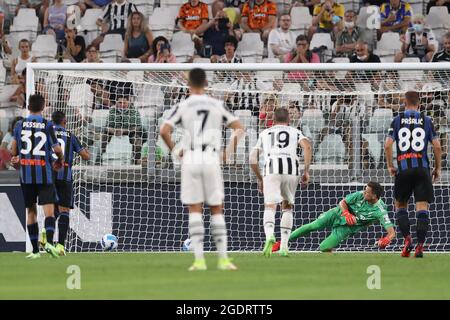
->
<box><xmin>11</xmin><ymin>94</ymin><xmax>64</xmax><ymax>259</ymax></box>
<box><xmin>160</xmin><ymin>68</ymin><xmax>244</xmax><ymax>271</ymax></box>
<box><xmin>250</xmin><ymin>108</ymin><xmax>312</xmax><ymax>257</ymax></box>
<box><xmin>385</xmin><ymin>91</ymin><xmax>442</xmax><ymax>258</ymax></box>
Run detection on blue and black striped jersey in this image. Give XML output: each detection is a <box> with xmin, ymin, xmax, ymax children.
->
<box><xmin>387</xmin><ymin>110</ymin><xmax>438</xmax><ymax>172</ymax></box>
<box><xmin>53</xmin><ymin>125</ymin><xmax>84</xmax><ymax>182</ymax></box>
<box><xmin>13</xmin><ymin>115</ymin><xmax>59</xmax><ymax>184</ymax></box>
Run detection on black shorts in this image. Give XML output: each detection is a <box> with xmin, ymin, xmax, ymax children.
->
<box><xmin>394</xmin><ymin>168</ymin><xmax>434</xmax><ymax>203</ymax></box>
<box><xmin>21</xmin><ymin>183</ymin><xmax>58</xmax><ymax>208</ymax></box>
<box><xmin>55</xmin><ymin>180</ymin><xmax>74</xmax><ymax>209</ymax></box>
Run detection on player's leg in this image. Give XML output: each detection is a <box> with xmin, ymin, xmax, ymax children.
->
<box><xmin>413</xmin><ymin>169</ymin><xmax>434</xmax><ymax>258</ymax></box>
<box><xmin>39</xmin><ymin>184</ymin><xmax>60</xmax><ymax>257</ymax></box>
<box><xmin>262</xmin><ymin>175</ymin><xmax>281</xmax><ymax>257</ymax></box>
<box><xmin>394</xmin><ymin>170</ymin><xmax>414</xmax><ymax>257</ymax></box>
<box><xmin>318</xmin><ymin>228</ymin><xmax>349</xmax><ymax>252</ymax></box>
<box><xmin>181</xmin><ymin>158</ymin><xmax>206</xmax><ymax>270</ymax></box>
<box><xmin>55</xmin><ymin>181</ymin><xmax>73</xmax><ymax>255</ymax></box>
<box><xmin>290</xmin><ymin>208</ymin><xmax>339</xmax><ymax>241</ymax></box>
<box><xmin>278</xmin><ymin>175</ymin><xmax>299</xmax><ymax>256</ymax></box>
<box><xmin>22</xmin><ymin>184</ymin><xmax>40</xmax><ymax>258</ymax></box>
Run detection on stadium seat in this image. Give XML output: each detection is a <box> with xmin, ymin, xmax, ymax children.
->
<box><xmin>408</xmin><ymin>0</ymin><xmax>424</xmax><ymax>16</ymax></box>
<box><xmin>368</xmin><ymin>108</ymin><xmax>393</xmax><ymax>134</ymax></box>
<box><xmin>68</xmin><ymin>84</ymin><xmax>94</xmax><ymax>108</ymax></box>
<box><xmin>32</xmin><ymin>35</ymin><xmax>58</xmax><ymax>61</ymax></box>
<box><xmin>102</xmin><ymin>136</ymin><xmax>133</xmax><ymax>165</ymax></box>
<box><xmin>139</xmin><ymin>107</ymin><xmax>157</xmax><ymax>132</ymax></box>
<box><xmin>171</xmin><ymin>32</ymin><xmax>195</xmax><ymax>62</ymax></box>
<box><xmin>399</xmin><ymin>57</ymin><xmax>424</xmax><ymax>81</ymax></box>
<box><xmin>332</xmin><ymin>57</ymin><xmax>350</xmax><ymax>79</ymax></box>
<box><xmin>262</xmin><ymin>58</ymin><xmax>280</xmax><ymax>63</ymax></box>
<box><xmin>149</xmin><ymin>7</ymin><xmax>178</xmax><ymax>41</ymax></box>
<box><xmin>130</xmin><ymin>0</ymin><xmax>155</xmax><ymax>18</ymax></box>
<box><xmin>374</xmin><ymin>32</ymin><xmax>401</xmax><ymax>62</ymax></box>
<box><xmin>315</xmin><ymin>134</ymin><xmax>346</xmax><ymax>164</ymax></box>
<box><xmin>9</xmin><ymin>8</ymin><xmax>39</xmax><ymax>42</ymax></box>
<box><xmin>301</xmin><ymin>108</ymin><xmax>325</xmax><ymax>149</ymax></box>
<box><xmin>193</xmin><ymin>57</ymin><xmax>211</xmax><ymax>63</ymax></box>
<box><xmin>159</xmin><ymin>0</ymin><xmax>185</xmax><ymax>9</ymax></box>
<box><xmin>354</xmin><ymin>83</ymin><xmax>374</xmax><ymax>106</ymax></box>
<box><xmin>279</xmin><ymin>83</ymin><xmax>302</xmax><ymax>102</ymax></box>
<box><xmin>91</xmin><ymin>109</ymin><xmax>109</xmax><ymax>131</ymax></box>
<box><xmin>290</xmin><ymin>7</ymin><xmax>312</xmax><ymax>35</ymax></box>
<box><xmin>100</xmin><ymin>34</ymin><xmax>124</xmax><ymax>62</ymax></box>
<box><xmin>0</xmin><ymin>61</ymin><xmax>6</xmax><ymax>85</ymax></box>
<box><xmin>79</xmin><ymin>8</ymin><xmax>103</xmax><ymax>46</ymax></box>
<box><xmin>310</xmin><ymin>33</ymin><xmax>334</xmax><ymax>61</ymax></box>
<box><xmin>236</xmin><ymin>33</ymin><xmax>264</xmax><ymax>63</ymax></box>
<box><xmin>63</xmin><ymin>0</ymin><xmax>80</xmax><ymax>5</ymax></box>
<box><xmin>425</xmin><ymin>6</ymin><xmax>450</xmax><ymax>46</ymax></box>
<box><xmin>362</xmin><ymin>133</ymin><xmax>382</xmax><ymax>167</ymax></box>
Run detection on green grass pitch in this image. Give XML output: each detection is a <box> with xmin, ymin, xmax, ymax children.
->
<box><xmin>1</xmin><ymin>252</ymin><xmax>449</xmax><ymax>299</ymax></box>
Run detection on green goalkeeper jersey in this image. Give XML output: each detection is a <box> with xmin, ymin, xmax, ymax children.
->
<box><xmin>333</xmin><ymin>191</ymin><xmax>394</xmax><ymax>230</ymax></box>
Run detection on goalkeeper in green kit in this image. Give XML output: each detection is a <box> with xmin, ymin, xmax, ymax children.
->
<box><xmin>272</xmin><ymin>181</ymin><xmax>396</xmax><ymax>253</ymax></box>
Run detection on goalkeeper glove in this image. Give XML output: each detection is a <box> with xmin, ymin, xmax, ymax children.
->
<box><xmin>341</xmin><ymin>210</ymin><xmax>356</xmax><ymax>225</ymax></box>
<box><xmin>378</xmin><ymin>236</ymin><xmax>391</xmax><ymax>249</ymax></box>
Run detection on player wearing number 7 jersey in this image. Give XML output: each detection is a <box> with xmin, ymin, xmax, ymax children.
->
<box><xmin>250</xmin><ymin>108</ymin><xmax>312</xmax><ymax>257</ymax></box>
<box><xmin>385</xmin><ymin>91</ymin><xmax>442</xmax><ymax>258</ymax></box>
<box><xmin>160</xmin><ymin>68</ymin><xmax>245</xmax><ymax>271</ymax></box>
<box><xmin>11</xmin><ymin>94</ymin><xmax>64</xmax><ymax>259</ymax></box>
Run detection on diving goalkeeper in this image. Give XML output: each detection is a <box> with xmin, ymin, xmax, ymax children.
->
<box><xmin>273</xmin><ymin>181</ymin><xmax>396</xmax><ymax>252</ymax></box>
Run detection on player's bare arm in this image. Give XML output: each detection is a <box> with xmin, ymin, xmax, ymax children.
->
<box><xmin>52</xmin><ymin>144</ymin><xmax>65</xmax><ymax>171</ymax></box>
<box><xmin>431</xmin><ymin>137</ymin><xmax>442</xmax><ymax>183</ymax></box>
<box><xmin>249</xmin><ymin>148</ymin><xmax>263</xmax><ymax>193</ymax></box>
<box><xmin>223</xmin><ymin>120</ymin><xmax>245</xmax><ymax>164</ymax></box>
<box><xmin>384</xmin><ymin>136</ymin><xmax>396</xmax><ymax>176</ymax></box>
<box><xmin>299</xmin><ymin>138</ymin><xmax>312</xmax><ymax>186</ymax></box>
<box><xmin>159</xmin><ymin>123</ymin><xmax>176</xmax><ymax>154</ymax></box>
<box><xmin>79</xmin><ymin>149</ymin><xmax>91</xmax><ymax>161</ymax></box>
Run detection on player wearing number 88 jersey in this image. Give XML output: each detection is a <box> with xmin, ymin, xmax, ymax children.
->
<box><xmin>385</xmin><ymin>91</ymin><xmax>442</xmax><ymax>258</ymax></box>
<box><xmin>250</xmin><ymin>108</ymin><xmax>312</xmax><ymax>257</ymax></box>
<box><xmin>11</xmin><ymin>94</ymin><xmax>65</xmax><ymax>259</ymax></box>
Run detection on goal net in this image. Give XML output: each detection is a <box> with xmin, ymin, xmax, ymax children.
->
<box><xmin>27</xmin><ymin>63</ymin><xmax>450</xmax><ymax>252</ymax></box>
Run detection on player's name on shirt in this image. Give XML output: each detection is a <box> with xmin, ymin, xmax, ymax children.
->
<box><xmin>401</xmin><ymin>117</ymin><xmax>423</xmax><ymax>125</ymax></box>
<box><xmin>55</xmin><ymin>130</ymin><xmax>70</xmax><ymax>137</ymax></box>
<box><xmin>21</xmin><ymin>121</ymin><xmax>46</xmax><ymax>129</ymax></box>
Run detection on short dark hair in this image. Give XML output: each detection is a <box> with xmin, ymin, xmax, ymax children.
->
<box><xmin>367</xmin><ymin>181</ymin><xmax>384</xmax><ymax>199</ymax></box>
<box><xmin>51</xmin><ymin>111</ymin><xmax>66</xmax><ymax>125</ymax></box>
<box><xmin>224</xmin><ymin>35</ymin><xmax>238</xmax><ymax>49</ymax></box>
<box><xmin>295</xmin><ymin>34</ymin><xmax>308</xmax><ymax>44</ymax></box>
<box><xmin>28</xmin><ymin>94</ymin><xmax>45</xmax><ymax>112</ymax></box>
<box><xmin>188</xmin><ymin>68</ymin><xmax>207</xmax><ymax>88</ymax></box>
<box><xmin>274</xmin><ymin>108</ymin><xmax>290</xmax><ymax>123</ymax></box>
<box><xmin>405</xmin><ymin>91</ymin><xmax>420</xmax><ymax>106</ymax></box>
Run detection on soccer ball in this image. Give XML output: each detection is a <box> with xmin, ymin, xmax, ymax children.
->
<box><xmin>182</xmin><ymin>238</ymin><xmax>192</xmax><ymax>251</ymax></box>
<box><xmin>101</xmin><ymin>234</ymin><xmax>118</xmax><ymax>251</ymax></box>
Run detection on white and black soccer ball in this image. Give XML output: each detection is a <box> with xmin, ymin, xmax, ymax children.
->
<box><xmin>101</xmin><ymin>234</ymin><xmax>118</xmax><ymax>251</ymax></box>
<box><xmin>182</xmin><ymin>238</ymin><xmax>192</xmax><ymax>252</ymax></box>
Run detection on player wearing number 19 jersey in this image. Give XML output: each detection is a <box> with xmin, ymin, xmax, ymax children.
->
<box><xmin>11</xmin><ymin>94</ymin><xmax>64</xmax><ymax>259</ymax></box>
<box><xmin>385</xmin><ymin>91</ymin><xmax>442</xmax><ymax>258</ymax></box>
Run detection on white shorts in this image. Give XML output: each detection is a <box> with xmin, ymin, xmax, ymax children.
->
<box><xmin>180</xmin><ymin>151</ymin><xmax>224</xmax><ymax>206</ymax></box>
<box><xmin>263</xmin><ymin>174</ymin><xmax>299</xmax><ymax>205</ymax></box>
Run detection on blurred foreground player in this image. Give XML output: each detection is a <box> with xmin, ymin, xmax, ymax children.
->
<box><xmin>385</xmin><ymin>91</ymin><xmax>442</xmax><ymax>258</ymax></box>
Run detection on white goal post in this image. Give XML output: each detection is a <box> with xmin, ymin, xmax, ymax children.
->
<box><xmin>26</xmin><ymin>62</ymin><xmax>450</xmax><ymax>252</ymax></box>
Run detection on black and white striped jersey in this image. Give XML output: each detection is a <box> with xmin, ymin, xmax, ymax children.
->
<box><xmin>253</xmin><ymin>125</ymin><xmax>308</xmax><ymax>176</ymax></box>
<box><xmin>100</xmin><ymin>1</ymin><xmax>138</xmax><ymax>31</ymax></box>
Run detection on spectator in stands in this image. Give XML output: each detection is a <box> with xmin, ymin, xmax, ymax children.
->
<box><xmin>101</xmin><ymin>91</ymin><xmax>146</xmax><ymax>165</ymax></box>
<box><xmin>350</xmin><ymin>41</ymin><xmax>380</xmax><ymax>63</ymax></box>
<box><xmin>377</xmin><ymin>75</ymin><xmax>404</xmax><ymax>115</ymax></box>
<box><xmin>394</xmin><ymin>14</ymin><xmax>436</xmax><ymax>62</ymax></box>
<box><xmin>259</xmin><ymin>94</ymin><xmax>279</xmax><ymax>129</ymax></box>
<box><xmin>335</xmin><ymin>9</ymin><xmax>361</xmax><ymax>57</ymax></box>
<box><xmin>432</xmin><ymin>32</ymin><xmax>450</xmax><ymax>62</ymax></box>
<box><xmin>212</xmin><ymin>0</ymin><xmax>245</xmax><ymax>19</ymax></box>
<box><xmin>196</xmin><ymin>9</ymin><xmax>240</xmax><ymax>58</ymax></box>
<box><xmin>92</xmin><ymin>0</ymin><xmax>138</xmax><ymax>48</ymax></box>
<box><xmin>288</xmin><ymin>102</ymin><xmax>301</xmax><ymax>128</ymax></box>
<box><xmin>226</xmin><ymin>71</ymin><xmax>268</xmax><ymax>117</ymax></box>
<box><xmin>291</xmin><ymin>0</ymin><xmax>321</xmax><ymax>16</ymax></box>
<box><xmin>308</xmin><ymin>0</ymin><xmax>344</xmax><ymax>40</ymax></box>
<box><xmin>64</xmin><ymin>27</ymin><xmax>86</xmax><ymax>62</ymax></box>
<box><xmin>268</xmin><ymin>12</ymin><xmax>296</xmax><ymax>60</ymax></box>
<box><xmin>43</xmin><ymin>0</ymin><xmax>67</xmax><ymax>41</ymax></box>
<box><xmin>83</xmin><ymin>44</ymin><xmax>103</xmax><ymax>62</ymax></box>
<box><xmin>15</xmin><ymin>0</ymin><xmax>32</xmax><ymax>16</ymax></box>
<box><xmin>0</xmin><ymin>6</ymin><xmax>4</xmax><ymax>38</ymax></box>
<box><xmin>1</xmin><ymin>36</ymin><xmax>12</xmax><ymax>60</ymax></box>
<box><xmin>241</xmin><ymin>0</ymin><xmax>277</xmax><ymax>42</ymax></box>
<box><xmin>79</xmin><ymin>0</ymin><xmax>113</xmax><ymax>13</ymax></box>
<box><xmin>214</xmin><ymin>35</ymin><xmax>242</xmax><ymax>63</ymax></box>
<box><xmin>284</xmin><ymin>35</ymin><xmax>320</xmax><ymax>81</ymax></box>
<box><xmin>123</xmin><ymin>12</ymin><xmax>153</xmax><ymax>62</ymax></box>
<box><xmin>11</xmin><ymin>39</ymin><xmax>36</xmax><ymax>84</ymax></box>
<box><xmin>0</xmin><ymin>117</ymin><xmax>24</xmax><ymax>151</ymax></box>
<box><xmin>177</xmin><ymin>0</ymin><xmax>209</xmax><ymax>35</ymax></box>
<box><xmin>29</xmin><ymin>1</ymin><xmax>50</xmax><ymax>29</ymax></box>
<box><xmin>10</xmin><ymin>69</ymin><xmax>26</xmax><ymax>108</ymax></box>
<box><xmin>148</xmin><ymin>36</ymin><xmax>177</xmax><ymax>63</ymax></box>
<box><xmin>379</xmin><ymin>0</ymin><xmax>412</xmax><ymax>36</ymax></box>
<box><xmin>426</xmin><ymin>0</ymin><xmax>450</xmax><ymax>14</ymax></box>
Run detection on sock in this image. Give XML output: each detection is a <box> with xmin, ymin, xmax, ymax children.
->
<box><xmin>211</xmin><ymin>214</ymin><xmax>228</xmax><ymax>259</ymax></box>
<box><xmin>58</xmin><ymin>212</ymin><xmax>70</xmax><ymax>246</ymax></box>
<box><xmin>263</xmin><ymin>209</ymin><xmax>275</xmax><ymax>240</ymax></box>
<box><xmin>416</xmin><ymin>210</ymin><xmax>429</xmax><ymax>244</ymax></box>
<box><xmin>396</xmin><ymin>208</ymin><xmax>411</xmax><ymax>239</ymax></box>
<box><xmin>44</xmin><ymin>216</ymin><xmax>56</xmax><ymax>244</ymax></box>
<box><xmin>27</xmin><ymin>223</ymin><xmax>39</xmax><ymax>254</ymax></box>
<box><xmin>280</xmin><ymin>210</ymin><xmax>293</xmax><ymax>251</ymax></box>
<box><xmin>189</xmin><ymin>212</ymin><xmax>205</xmax><ymax>261</ymax></box>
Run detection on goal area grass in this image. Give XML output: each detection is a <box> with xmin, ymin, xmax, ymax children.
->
<box><xmin>1</xmin><ymin>252</ymin><xmax>449</xmax><ymax>299</ymax></box>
